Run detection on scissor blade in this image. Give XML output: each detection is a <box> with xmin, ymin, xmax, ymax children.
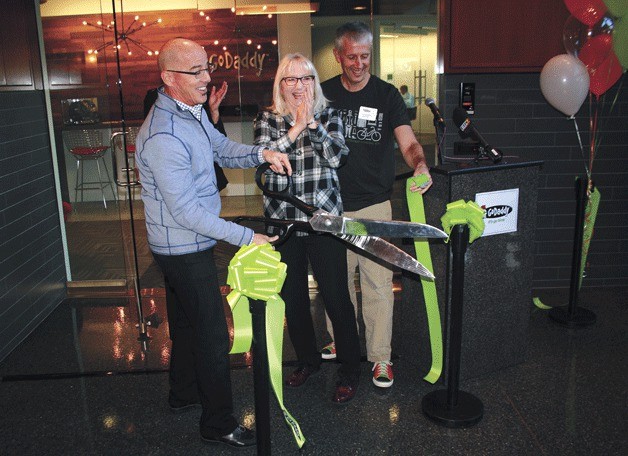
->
<box><xmin>336</xmin><ymin>234</ymin><xmax>435</xmax><ymax>279</ymax></box>
<box><xmin>310</xmin><ymin>213</ymin><xmax>447</xmax><ymax>239</ymax></box>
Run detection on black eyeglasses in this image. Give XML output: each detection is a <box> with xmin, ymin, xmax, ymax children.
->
<box><xmin>281</xmin><ymin>75</ymin><xmax>315</xmax><ymax>86</ymax></box>
<box><xmin>166</xmin><ymin>62</ymin><xmax>217</xmax><ymax>79</ymax></box>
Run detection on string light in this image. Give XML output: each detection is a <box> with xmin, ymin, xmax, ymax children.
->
<box><xmin>196</xmin><ymin>5</ymin><xmax>277</xmax><ymax>53</ymax></box>
<box><xmin>82</xmin><ymin>15</ymin><xmax>162</xmax><ymax>56</ymax></box>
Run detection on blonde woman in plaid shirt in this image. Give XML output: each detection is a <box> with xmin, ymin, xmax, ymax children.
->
<box><xmin>254</xmin><ymin>53</ymin><xmax>361</xmax><ymax>404</ymax></box>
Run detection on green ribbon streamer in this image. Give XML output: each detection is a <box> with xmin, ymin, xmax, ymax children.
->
<box><xmin>533</xmin><ymin>186</ymin><xmax>601</xmax><ymax>309</ymax></box>
<box><xmin>440</xmin><ymin>200</ymin><xmax>486</xmax><ymax>243</ymax></box>
<box><xmin>226</xmin><ymin>244</ymin><xmax>305</xmax><ymax>448</ymax></box>
<box><xmin>580</xmin><ymin>186</ymin><xmax>600</xmax><ymax>289</ymax></box>
<box><xmin>532</xmin><ymin>297</ymin><xmax>552</xmax><ymax>310</ymax></box>
<box><xmin>406</xmin><ymin>177</ymin><xmax>443</xmax><ymax>384</ymax></box>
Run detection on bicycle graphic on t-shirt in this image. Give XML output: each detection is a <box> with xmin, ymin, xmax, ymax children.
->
<box><xmin>356</xmin><ymin>127</ymin><xmax>381</xmax><ymax>141</ymax></box>
<box><xmin>341</xmin><ymin>109</ymin><xmax>383</xmax><ymax>144</ymax></box>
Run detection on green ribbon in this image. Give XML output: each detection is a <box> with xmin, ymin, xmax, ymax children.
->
<box><xmin>226</xmin><ymin>243</ymin><xmax>305</xmax><ymax>448</ymax></box>
<box><xmin>533</xmin><ymin>185</ymin><xmax>601</xmax><ymax>309</ymax></box>
<box><xmin>440</xmin><ymin>199</ymin><xmax>486</xmax><ymax>243</ymax></box>
<box><xmin>406</xmin><ymin>177</ymin><xmax>443</xmax><ymax>384</ymax></box>
<box><xmin>580</xmin><ymin>186</ymin><xmax>600</xmax><ymax>288</ymax></box>
<box><xmin>532</xmin><ymin>297</ymin><xmax>552</xmax><ymax>310</ymax></box>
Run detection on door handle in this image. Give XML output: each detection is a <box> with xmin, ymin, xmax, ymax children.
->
<box><xmin>111</xmin><ymin>131</ymin><xmax>140</xmax><ymax>187</ymax></box>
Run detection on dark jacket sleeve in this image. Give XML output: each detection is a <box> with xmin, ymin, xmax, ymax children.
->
<box><xmin>202</xmin><ymin>104</ymin><xmax>229</xmax><ymax>191</ymax></box>
<box><xmin>143</xmin><ymin>89</ymin><xmax>159</xmax><ymax>118</ymax></box>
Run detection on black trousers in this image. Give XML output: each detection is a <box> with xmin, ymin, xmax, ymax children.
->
<box><xmin>277</xmin><ymin>234</ymin><xmax>361</xmax><ymax>383</ymax></box>
<box><xmin>153</xmin><ymin>248</ymin><xmax>238</xmax><ymax>437</ymax></box>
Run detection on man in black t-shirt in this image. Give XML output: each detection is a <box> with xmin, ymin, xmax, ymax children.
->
<box><xmin>321</xmin><ymin>21</ymin><xmax>432</xmax><ymax>389</ymax></box>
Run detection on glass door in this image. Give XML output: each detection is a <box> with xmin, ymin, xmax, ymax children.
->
<box><xmin>378</xmin><ymin>22</ymin><xmax>439</xmax><ymax>163</ymax></box>
<box><xmin>40</xmin><ymin>1</ymin><xmax>130</xmax><ymax>291</ymax></box>
<box><xmin>39</xmin><ymin>1</ymin><xmax>281</xmax><ymax>295</ymax></box>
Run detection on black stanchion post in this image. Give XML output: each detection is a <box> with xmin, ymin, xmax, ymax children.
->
<box><xmin>549</xmin><ymin>176</ymin><xmax>596</xmax><ymax>327</ymax></box>
<box><xmin>422</xmin><ymin>224</ymin><xmax>483</xmax><ymax>427</ymax></box>
<box><xmin>250</xmin><ymin>299</ymin><xmax>271</xmax><ymax>455</ymax></box>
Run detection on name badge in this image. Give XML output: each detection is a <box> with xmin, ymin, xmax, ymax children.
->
<box><xmin>358</xmin><ymin>106</ymin><xmax>378</xmax><ymax>121</ymax></box>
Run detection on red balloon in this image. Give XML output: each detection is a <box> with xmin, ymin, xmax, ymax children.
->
<box><xmin>578</xmin><ymin>34</ymin><xmax>613</xmax><ymax>69</ymax></box>
<box><xmin>588</xmin><ymin>50</ymin><xmax>623</xmax><ymax>96</ymax></box>
<box><xmin>564</xmin><ymin>0</ymin><xmax>608</xmax><ymax>26</ymax></box>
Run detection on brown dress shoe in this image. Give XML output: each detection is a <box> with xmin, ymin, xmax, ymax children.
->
<box><xmin>286</xmin><ymin>365</ymin><xmax>319</xmax><ymax>388</ymax></box>
<box><xmin>332</xmin><ymin>382</ymin><xmax>358</xmax><ymax>403</ymax></box>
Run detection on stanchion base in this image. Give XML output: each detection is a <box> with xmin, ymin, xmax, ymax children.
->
<box><xmin>422</xmin><ymin>390</ymin><xmax>483</xmax><ymax>428</ymax></box>
<box><xmin>548</xmin><ymin>306</ymin><xmax>596</xmax><ymax>328</ymax></box>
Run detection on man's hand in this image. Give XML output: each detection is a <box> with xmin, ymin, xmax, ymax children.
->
<box><xmin>408</xmin><ymin>162</ymin><xmax>433</xmax><ymax>194</ymax></box>
<box><xmin>262</xmin><ymin>149</ymin><xmax>292</xmax><ymax>175</ymax></box>
<box><xmin>252</xmin><ymin>233</ymin><xmax>279</xmax><ymax>245</ymax></box>
<box><xmin>395</xmin><ymin>125</ymin><xmax>432</xmax><ymax>194</ymax></box>
<box><xmin>208</xmin><ymin>81</ymin><xmax>228</xmax><ymax>123</ymax></box>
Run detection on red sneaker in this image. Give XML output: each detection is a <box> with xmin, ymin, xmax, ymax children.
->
<box><xmin>320</xmin><ymin>342</ymin><xmax>337</xmax><ymax>360</ymax></box>
<box><xmin>372</xmin><ymin>361</ymin><xmax>394</xmax><ymax>388</ymax></box>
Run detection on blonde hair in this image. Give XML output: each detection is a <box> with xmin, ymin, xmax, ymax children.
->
<box><xmin>269</xmin><ymin>53</ymin><xmax>327</xmax><ymax>116</ymax></box>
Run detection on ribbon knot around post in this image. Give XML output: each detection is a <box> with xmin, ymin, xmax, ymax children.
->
<box><xmin>225</xmin><ymin>243</ymin><xmax>305</xmax><ymax>448</ymax></box>
<box><xmin>440</xmin><ymin>200</ymin><xmax>486</xmax><ymax>243</ymax></box>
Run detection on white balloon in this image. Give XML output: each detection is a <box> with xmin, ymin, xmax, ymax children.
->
<box><xmin>540</xmin><ymin>54</ymin><xmax>590</xmax><ymax>117</ymax></box>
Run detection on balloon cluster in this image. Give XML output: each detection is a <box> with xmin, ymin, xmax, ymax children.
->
<box><xmin>541</xmin><ymin>0</ymin><xmax>627</xmax><ymax>116</ymax></box>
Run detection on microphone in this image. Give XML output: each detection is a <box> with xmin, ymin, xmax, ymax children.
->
<box><xmin>425</xmin><ymin>98</ymin><xmax>445</xmax><ymax>125</ymax></box>
<box><xmin>452</xmin><ymin>107</ymin><xmax>503</xmax><ymax>163</ymax></box>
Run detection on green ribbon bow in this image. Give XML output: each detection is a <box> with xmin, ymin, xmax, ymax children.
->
<box><xmin>440</xmin><ymin>199</ymin><xmax>486</xmax><ymax>243</ymax></box>
<box><xmin>226</xmin><ymin>243</ymin><xmax>305</xmax><ymax>448</ymax></box>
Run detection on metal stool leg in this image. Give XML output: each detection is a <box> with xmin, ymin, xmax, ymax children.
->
<box><xmin>74</xmin><ymin>158</ymin><xmax>80</xmax><ymax>206</ymax></box>
<box><xmin>100</xmin><ymin>156</ymin><xmax>118</xmax><ymax>203</ymax></box>
<box><xmin>95</xmin><ymin>157</ymin><xmax>108</xmax><ymax>210</ymax></box>
<box><xmin>80</xmin><ymin>158</ymin><xmax>86</xmax><ymax>203</ymax></box>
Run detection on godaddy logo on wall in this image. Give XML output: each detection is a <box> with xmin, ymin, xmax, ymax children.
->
<box><xmin>209</xmin><ymin>51</ymin><xmax>268</xmax><ymax>77</ymax></box>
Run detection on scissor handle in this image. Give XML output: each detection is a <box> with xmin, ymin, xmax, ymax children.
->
<box><xmin>233</xmin><ymin>216</ymin><xmax>313</xmax><ymax>246</ymax></box>
<box><xmin>255</xmin><ymin>162</ymin><xmax>319</xmax><ymax>216</ymax></box>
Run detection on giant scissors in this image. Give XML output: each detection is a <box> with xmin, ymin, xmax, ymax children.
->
<box><xmin>234</xmin><ymin>163</ymin><xmax>446</xmax><ymax>279</ymax></box>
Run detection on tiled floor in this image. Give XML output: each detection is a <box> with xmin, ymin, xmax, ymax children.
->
<box><xmin>0</xmin><ymin>286</ymin><xmax>626</xmax><ymax>455</ymax></box>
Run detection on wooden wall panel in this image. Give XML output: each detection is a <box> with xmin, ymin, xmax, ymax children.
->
<box><xmin>42</xmin><ymin>8</ymin><xmax>279</xmax><ymax>123</ymax></box>
<box><xmin>440</xmin><ymin>0</ymin><xmax>570</xmax><ymax>73</ymax></box>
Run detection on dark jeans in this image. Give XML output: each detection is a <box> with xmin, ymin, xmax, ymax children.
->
<box><xmin>277</xmin><ymin>233</ymin><xmax>361</xmax><ymax>383</ymax></box>
<box><xmin>153</xmin><ymin>248</ymin><xmax>238</xmax><ymax>437</ymax></box>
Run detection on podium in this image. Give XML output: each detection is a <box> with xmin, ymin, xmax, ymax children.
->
<box><xmin>402</xmin><ymin>159</ymin><xmax>543</xmax><ymax>381</ymax></box>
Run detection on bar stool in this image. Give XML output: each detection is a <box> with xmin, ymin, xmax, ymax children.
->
<box><xmin>66</xmin><ymin>129</ymin><xmax>117</xmax><ymax>209</ymax></box>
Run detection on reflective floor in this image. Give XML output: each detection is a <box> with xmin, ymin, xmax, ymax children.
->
<box><xmin>0</xmin><ymin>286</ymin><xmax>626</xmax><ymax>455</ymax></box>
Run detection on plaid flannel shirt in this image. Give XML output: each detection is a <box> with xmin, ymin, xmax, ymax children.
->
<box><xmin>254</xmin><ymin>107</ymin><xmax>349</xmax><ymax>236</ymax></box>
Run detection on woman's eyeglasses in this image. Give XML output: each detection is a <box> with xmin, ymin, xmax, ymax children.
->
<box><xmin>166</xmin><ymin>62</ymin><xmax>217</xmax><ymax>79</ymax></box>
<box><xmin>281</xmin><ymin>75</ymin><xmax>315</xmax><ymax>86</ymax></box>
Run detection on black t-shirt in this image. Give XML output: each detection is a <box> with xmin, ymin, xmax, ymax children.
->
<box><xmin>321</xmin><ymin>75</ymin><xmax>410</xmax><ymax>211</ymax></box>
